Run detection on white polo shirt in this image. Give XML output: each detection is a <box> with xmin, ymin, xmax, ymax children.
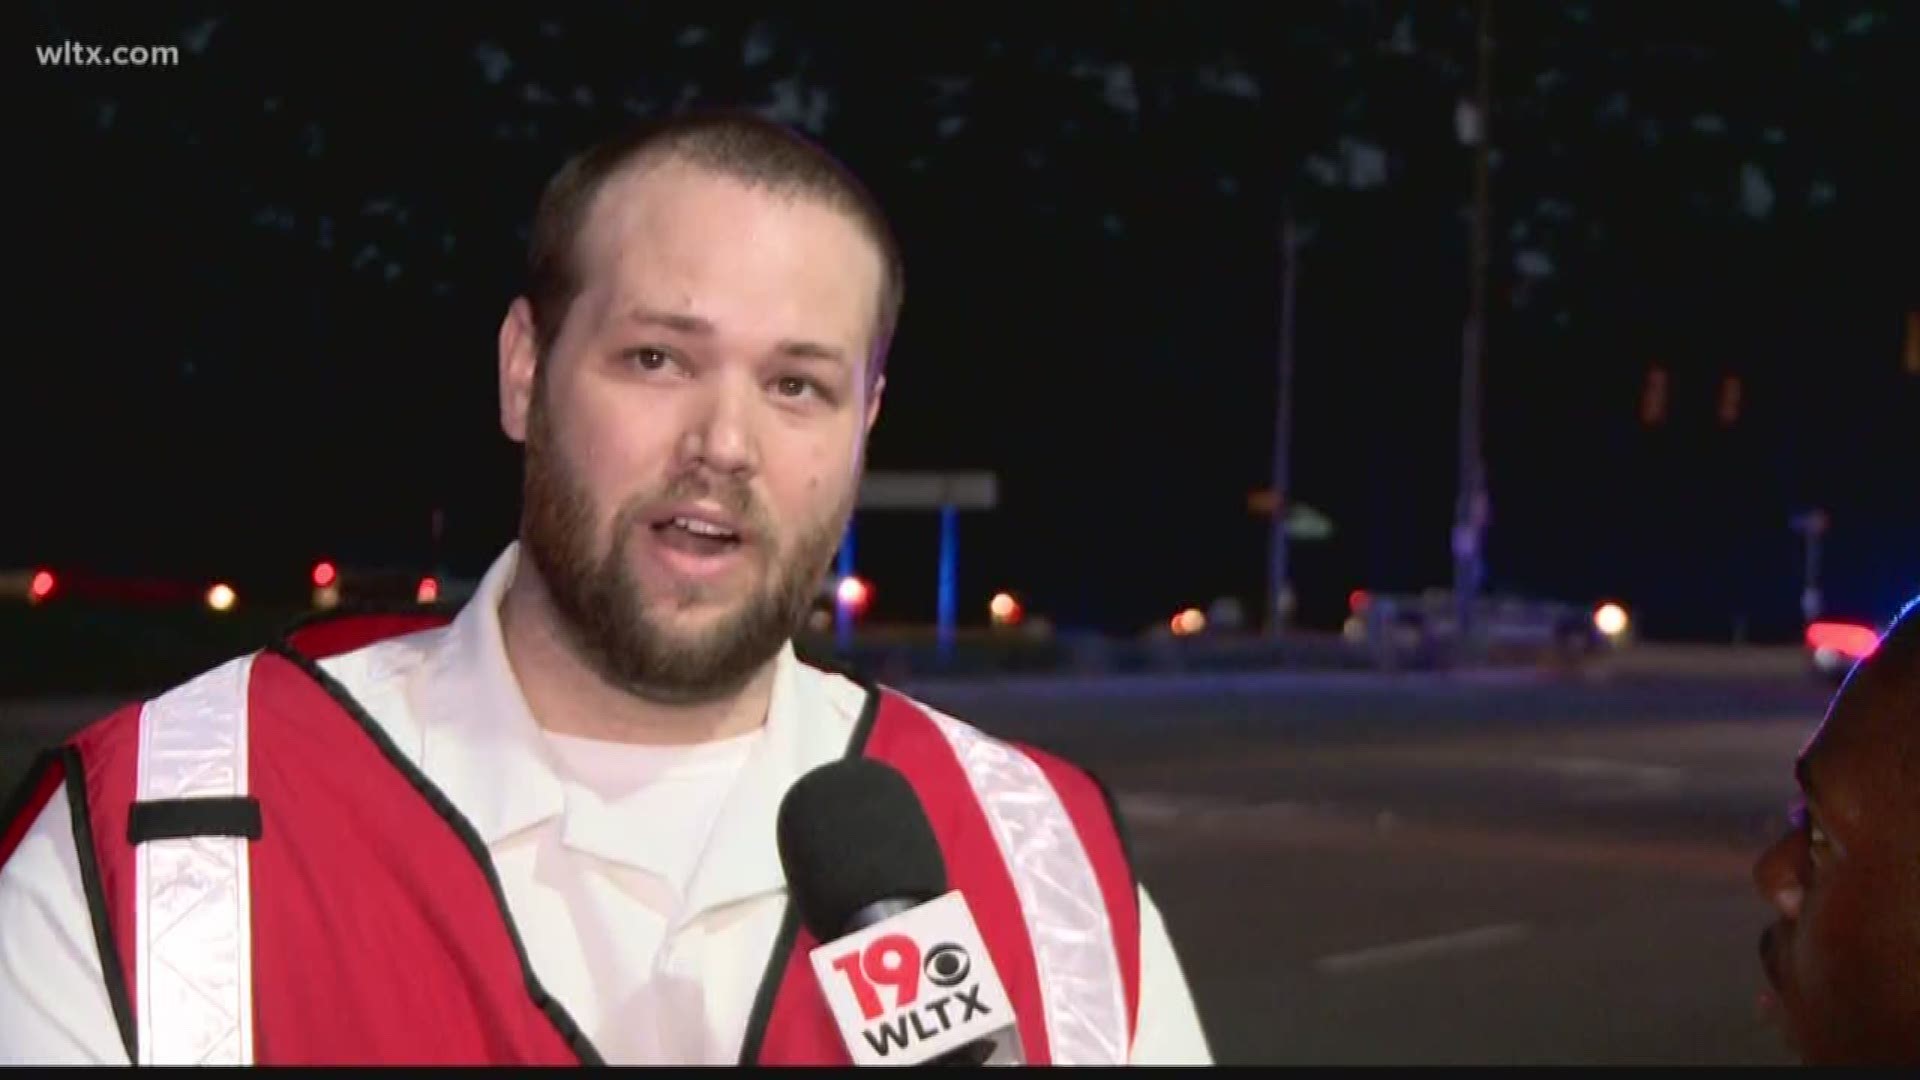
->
<box><xmin>0</xmin><ymin>545</ymin><xmax>1212</xmax><ymax>1065</ymax></box>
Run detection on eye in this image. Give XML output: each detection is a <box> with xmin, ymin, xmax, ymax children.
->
<box><xmin>1789</xmin><ymin>799</ymin><xmax>1833</xmax><ymax>864</ymax></box>
<box><xmin>774</xmin><ymin>375</ymin><xmax>819</xmax><ymax>399</ymax></box>
<box><xmin>622</xmin><ymin>347</ymin><xmax>676</xmax><ymax>373</ymax></box>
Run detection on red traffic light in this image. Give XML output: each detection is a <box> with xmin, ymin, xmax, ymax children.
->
<box><xmin>29</xmin><ymin>569</ymin><xmax>56</xmax><ymax>603</ymax></box>
<box><xmin>417</xmin><ymin>577</ymin><xmax>440</xmax><ymax>605</ymax></box>
<box><xmin>312</xmin><ymin>561</ymin><xmax>338</xmax><ymax>588</ymax></box>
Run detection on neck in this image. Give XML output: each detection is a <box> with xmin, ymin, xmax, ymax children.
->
<box><xmin>497</xmin><ymin>558</ymin><xmax>778</xmax><ymax>747</ymax></box>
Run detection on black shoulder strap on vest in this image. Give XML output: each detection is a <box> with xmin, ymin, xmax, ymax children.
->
<box><xmin>127</xmin><ymin>797</ymin><xmax>263</xmax><ymax>844</ymax></box>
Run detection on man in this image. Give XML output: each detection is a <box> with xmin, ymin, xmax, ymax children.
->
<box><xmin>1753</xmin><ymin>597</ymin><xmax>1920</xmax><ymax>1065</ymax></box>
<box><xmin>0</xmin><ymin>110</ymin><xmax>1212</xmax><ymax>1065</ymax></box>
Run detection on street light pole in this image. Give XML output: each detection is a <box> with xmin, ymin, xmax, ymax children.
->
<box><xmin>1267</xmin><ymin>205</ymin><xmax>1301</xmax><ymax>634</ymax></box>
<box><xmin>1453</xmin><ymin>0</ymin><xmax>1494</xmax><ymax>652</ymax></box>
<box><xmin>1792</xmin><ymin>509</ymin><xmax>1828</xmax><ymax>624</ymax></box>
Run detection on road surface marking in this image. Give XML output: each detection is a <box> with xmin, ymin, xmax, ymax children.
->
<box><xmin>1315</xmin><ymin>922</ymin><xmax>1533</xmax><ymax>975</ymax></box>
<box><xmin>1116</xmin><ymin>793</ymin><xmax>1314</xmax><ymax>826</ymax></box>
<box><xmin>1532</xmin><ymin>756</ymin><xmax>1686</xmax><ymax>791</ymax></box>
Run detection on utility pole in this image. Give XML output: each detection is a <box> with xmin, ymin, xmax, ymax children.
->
<box><xmin>1452</xmin><ymin>0</ymin><xmax>1494</xmax><ymax>654</ymax></box>
<box><xmin>1791</xmin><ymin>509</ymin><xmax>1828</xmax><ymax>624</ymax></box>
<box><xmin>1267</xmin><ymin>205</ymin><xmax>1301</xmax><ymax>634</ymax></box>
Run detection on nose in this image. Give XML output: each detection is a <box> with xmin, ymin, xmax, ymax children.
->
<box><xmin>677</xmin><ymin>368</ymin><xmax>759</xmax><ymax>477</ymax></box>
<box><xmin>1752</xmin><ymin>828</ymin><xmax>1807</xmax><ymax>921</ymax></box>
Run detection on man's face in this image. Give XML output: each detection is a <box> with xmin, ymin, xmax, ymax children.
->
<box><xmin>1752</xmin><ymin>656</ymin><xmax>1920</xmax><ymax>1064</ymax></box>
<box><xmin>499</xmin><ymin>160</ymin><xmax>885</xmax><ymax>704</ymax></box>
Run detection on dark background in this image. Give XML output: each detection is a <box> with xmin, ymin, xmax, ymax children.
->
<box><xmin>15</xmin><ymin>1</ymin><xmax>1918</xmax><ymax>642</ymax></box>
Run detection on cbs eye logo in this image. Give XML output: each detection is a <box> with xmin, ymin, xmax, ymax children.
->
<box><xmin>923</xmin><ymin>942</ymin><xmax>971</xmax><ymax>987</ymax></box>
<box><xmin>829</xmin><ymin>934</ymin><xmax>977</xmax><ymax>1020</ymax></box>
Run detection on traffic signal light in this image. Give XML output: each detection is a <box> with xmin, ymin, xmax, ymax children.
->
<box><xmin>1640</xmin><ymin>366</ymin><xmax>1669</xmax><ymax>426</ymax></box>
<box><xmin>1717</xmin><ymin>374</ymin><xmax>1743</xmax><ymax>427</ymax></box>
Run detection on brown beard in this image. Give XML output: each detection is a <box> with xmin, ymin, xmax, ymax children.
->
<box><xmin>518</xmin><ymin>380</ymin><xmax>853</xmax><ymax>706</ymax></box>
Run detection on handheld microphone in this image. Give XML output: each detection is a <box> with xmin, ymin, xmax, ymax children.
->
<box><xmin>776</xmin><ymin>759</ymin><xmax>1022</xmax><ymax>1066</ymax></box>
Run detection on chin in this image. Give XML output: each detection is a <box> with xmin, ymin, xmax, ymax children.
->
<box><xmin>653</xmin><ymin>589</ymin><xmax>754</xmax><ymax>624</ymax></box>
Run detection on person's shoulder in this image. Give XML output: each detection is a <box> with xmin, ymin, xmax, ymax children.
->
<box><xmin>872</xmin><ymin>684</ymin><xmax>1144</xmax><ymax>895</ymax></box>
<box><xmin>866</xmin><ymin>683</ymin><xmax>1121</xmax><ymax>809</ymax></box>
<box><xmin>72</xmin><ymin>616</ymin><xmax>444</xmax><ymax>750</ymax></box>
<box><xmin>789</xmin><ymin>653</ymin><xmax>876</xmax><ymax>734</ymax></box>
<box><xmin>787</xmin><ymin>661</ymin><xmax>1124</xmax><ymax>820</ymax></box>
<box><xmin>306</xmin><ymin>623</ymin><xmax>444</xmax><ymax>697</ymax></box>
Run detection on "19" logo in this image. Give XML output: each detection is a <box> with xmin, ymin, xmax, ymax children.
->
<box><xmin>830</xmin><ymin>935</ymin><xmax>973</xmax><ymax>1021</ymax></box>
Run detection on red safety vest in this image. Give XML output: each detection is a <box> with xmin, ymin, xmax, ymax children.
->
<box><xmin>1</xmin><ymin>612</ymin><xmax>1141</xmax><ymax>1066</ymax></box>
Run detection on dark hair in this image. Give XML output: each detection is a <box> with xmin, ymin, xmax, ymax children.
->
<box><xmin>524</xmin><ymin>108</ymin><xmax>904</xmax><ymax>386</ymax></box>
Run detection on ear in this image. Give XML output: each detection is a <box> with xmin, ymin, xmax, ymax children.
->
<box><xmin>499</xmin><ymin>297</ymin><xmax>540</xmax><ymax>444</ymax></box>
<box><xmin>863</xmin><ymin>373</ymin><xmax>886</xmax><ymax>437</ymax></box>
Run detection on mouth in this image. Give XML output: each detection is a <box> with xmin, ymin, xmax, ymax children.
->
<box><xmin>650</xmin><ymin>513</ymin><xmax>745</xmax><ymax>554</ymax></box>
<box><xmin>638</xmin><ymin>504</ymin><xmax>754</xmax><ymax>583</ymax></box>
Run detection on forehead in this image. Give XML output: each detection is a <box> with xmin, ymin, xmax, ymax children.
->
<box><xmin>1801</xmin><ymin>668</ymin><xmax>1919</xmax><ymax>821</ymax></box>
<box><xmin>572</xmin><ymin>160</ymin><xmax>883</xmax><ymax>340</ymax></box>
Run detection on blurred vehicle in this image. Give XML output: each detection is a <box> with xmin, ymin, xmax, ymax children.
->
<box><xmin>1791</xmin><ymin>518</ymin><xmax>1918</xmax><ymax>684</ymax></box>
<box><xmin>1804</xmin><ymin>616</ymin><xmax>1880</xmax><ymax>684</ymax></box>
<box><xmin>308</xmin><ymin>562</ymin><xmax>476</xmax><ymax>612</ymax></box>
<box><xmin>1342</xmin><ymin>588</ymin><xmax>1630</xmax><ymax>667</ymax></box>
<box><xmin>5</xmin><ymin>565</ymin><xmax>229</xmax><ymax>609</ymax></box>
<box><xmin>1802</xmin><ymin>593</ymin><xmax>1914</xmax><ymax>685</ymax></box>
<box><xmin>7</xmin><ymin>561</ymin><xmax>474</xmax><ymax>616</ymax></box>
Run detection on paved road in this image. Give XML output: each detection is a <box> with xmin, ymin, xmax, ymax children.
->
<box><xmin>2</xmin><ymin>660</ymin><xmax>1831</xmax><ymax>1065</ymax></box>
<box><xmin>906</xmin><ymin>663</ymin><xmax>1824</xmax><ymax>1065</ymax></box>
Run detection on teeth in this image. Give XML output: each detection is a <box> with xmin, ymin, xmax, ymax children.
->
<box><xmin>674</xmin><ymin>516</ymin><xmax>736</xmax><ymax>538</ymax></box>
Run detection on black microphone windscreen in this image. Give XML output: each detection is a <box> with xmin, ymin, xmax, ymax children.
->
<box><xmin>776</xmin><ymin>758</ymin><xmax>949</xmax><ymax>942</ymax></box>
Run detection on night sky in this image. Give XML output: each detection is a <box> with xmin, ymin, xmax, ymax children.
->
<box><xmin>16</xmin><ymin>2</ymin><xmax>1919</xmax><ymax>642</ymax></box>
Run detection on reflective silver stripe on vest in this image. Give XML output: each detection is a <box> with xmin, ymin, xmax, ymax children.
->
<box><xmin>133</xmin><ymin>654</ymin><xmax>257</xmax><ymax>1066</ymax></box>
<box><xmin>920</xmin><ymin>707</ymin><xmax>1130</xmax><ymax>1065</ymax></box>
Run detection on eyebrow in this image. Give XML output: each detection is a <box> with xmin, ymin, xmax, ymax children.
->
<box><xmin>624</xmin><ymin>305</ymin><xmax>848</xmax><ymax>365</ymax></box>
<box><xmin>625</xmin><ymin>306</ymin><xmax>713</xmax><ymax>337</ymax></box>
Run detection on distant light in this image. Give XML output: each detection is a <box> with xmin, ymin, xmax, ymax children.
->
<box><xmin>312</xmin><ymin>561</ymin><xmax>337</xmax><ymax>588</ymax></box>
<box><xmin>206</xmin><ymin>583</ymin><xmax>237</xmax><ymax>612</ymax></box>
<box><xmin>29</xmin><ymin>570</ymin><xmax>56</xmax><ymax>603</ymax></box>
<box><xmin>990</xmin><ymin>591</ymin><xmax>1023</xmax><ymax>627</ymax></box>
<box><xmin>1171</xmin><ymin>607</ymin><xmax>1207</xmax><ymax>636</ymax></box>
<box><xmin>1349</xmin><ymin>589</ymin><xmax>1372</xmax><ymax>614</ymax></box>
<box><xmin>1717</xmin><ymin>375</ymin><xmax>1743</xmax><ymax>426</ymax></box>
<box><xmin>836</xmin><ymin>575</ymin><xmax>871</xmax><ymax>612</ymax></box>
<box><xmin>1806</xmin><ymin>621</ymin><xmax>1879</xmax><ymax>661</ymax></box>
<box><xmin>313</xmin><ymin>583</ymin><xmax>340</xmax><ymax>611</ymax></box>
<box><xmin>417</xmin><ymin>577</ymin><xmax>440</xmax><ymax>605</ymax></box>
<box><xmin>1593</xmin><ymin>602</ymin><xmax>1630</xmax><ymax>637</ymax></box>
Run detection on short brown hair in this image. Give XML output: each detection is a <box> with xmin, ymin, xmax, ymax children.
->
<box><xmin>524</xmin><ymin>108</ymin><xmax>905</xmax><ymax>386</ymax></box>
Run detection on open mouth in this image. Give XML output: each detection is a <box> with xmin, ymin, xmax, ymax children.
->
<box><xmin>649</xmin><ymin>515</ymin><xmax>744</xmax><ymax>558</ymax></box>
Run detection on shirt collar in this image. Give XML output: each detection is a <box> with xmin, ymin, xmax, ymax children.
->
<box><xmin>409</xmin><ymin>543</ymin><xmax>565</xmax><ymax>848</ymax></box>
<box><xmin>407</xmin><ymin>543</ymin><xmax>869</xmax><ymax>912</ymax></box>
<box><xmin>677</xmin><ymin>641</ymin><xmax>867</xmax><ymax>919</ymax></box>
